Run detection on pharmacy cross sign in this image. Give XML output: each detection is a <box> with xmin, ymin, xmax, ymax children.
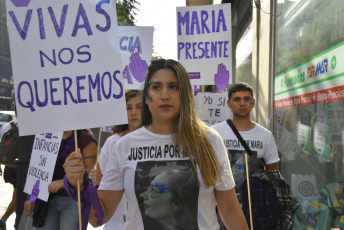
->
<box><xmin>11</xmin><ymin>0</ymin><xmax>30</xmax><ymax>7</ymax></box>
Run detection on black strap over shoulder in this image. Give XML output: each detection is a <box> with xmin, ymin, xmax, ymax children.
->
<box><xmin>226</xmin><ymin>119</ymin><xmax>253</xmax><ymax>156</ymax></box>
<box><xmin>9</xmin><ymin>120</ymin><xmax>16</xmax><ymax>128</ymax></box>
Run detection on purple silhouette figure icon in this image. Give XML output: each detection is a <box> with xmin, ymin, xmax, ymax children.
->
<box><xmin>11</xmin><ymin>0</ymin><xmax>31</xmax><ymax>7</ymax></box>
<box><xmin>214</xmin><ymin>63</ymin><xmax>230</xmax><ymax>91</ymax></box>
<box><xmin>29</xmin><ymin>179</ymin><xmax>40</xmax><ymax>202</ymax></box>
<box><xmin>129</xmin><ymin>52</ymin><xmax>148</xmax><ymax>83</ymax></box>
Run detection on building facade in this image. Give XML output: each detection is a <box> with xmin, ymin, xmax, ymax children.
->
<box><xmin>231</xmin><ymin>0</ymin><xmax>344</xmax><ymax>228</ymax></box>
<box><xmin>0</xmin><ymin>0</ymin><xmax>14</xmax><ymax>110</ymax></box>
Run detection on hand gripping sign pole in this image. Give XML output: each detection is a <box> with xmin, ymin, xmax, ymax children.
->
<box><xmin>74</xmin><ymin>130</ymin><xmax>82</xmax><ymax>230</ymax></box>
<box><xmin>245</xmin><ymin>153</ymin><xmax>253</xmax><ymax>230</ymax></box>
<box><xmin>25</xmin><ymin>180</ymin><xmax>40</xmax><ymax>230</ymax></box>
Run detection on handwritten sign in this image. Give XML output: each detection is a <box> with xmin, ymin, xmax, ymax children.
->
<box><xmin>177</xmin><ymin>4</ymin><xmax>232</xmax><ymax>90</ymax></box>
<box><xmin>119</xmin><ymin>26</ymin><xmax>154</xmax><ymax>89</ymax></box>
<box><xmin>195</xmin><ymin>92</ymin><xmax>232</xmax><ymax>126</ymax></box>
<box><xmin>24</xmin><ymin>132</ymin><xmax>63</xmax><ymax>201</ymax></box>
<box><xmin>6</xmin><ymin>0</ymin><xmax>127</xmax><ymax>135</ymax></box>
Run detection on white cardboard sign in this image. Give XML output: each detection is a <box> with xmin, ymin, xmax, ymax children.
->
<box><xmin>119</xmin><ymin>26</ymin><xmax>154</xmax><ymax>90</ymax></box>
<box><xmin>195</xmin><ymin>92</ymin><xmax>232</xmax><ymax>126</ymax></box>
<box><xmin>24</xmin><ymin>132</ymin><xmax>63</xmax><ymax>201</ymax></box>
<box><xmin>6</xmin><ymin>0</ymin><xmax>127</xmax><ymax>135</ymax></box>
<box><xmin>177</xmin><ymin>4</ymin><xmax>232</xmax><ymax>90</ymax></box>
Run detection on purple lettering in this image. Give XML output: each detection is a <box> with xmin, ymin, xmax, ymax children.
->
<box><xmin>200</xmin><ymin>11</ymin><xmax>210</xmax><ymax>34</ymax></box>
<box><xmin>120</xmin><ymin>36</ymin><xmax>129</xmax><ymax>51</ymax></box>
<box><xmin>217</xmin><ymin>9</ymin><xmax>227</xmax><ymax>32</ymax></box>
<box><xmin>192</xmin><ymin>42</ymin><xmax>198</xmax><ymax>59</ymax></box>
<box><xmin>72</xmin><ymin>3</ymin><xmax>93</xmax><ymax>37</ymax></box>
<box><xmin>37</xmin><ymin>8</ymin><xmax>46</xmax><ymax>39</ymax></box>
<box><xmin>63</xmin><ymin>77</ymin><xmax>78</xmax><ymax>104</ymax></box>
<box><xmin>211</xmin><ymin>42</ymin><xmax>217</xmax><ymax>58</ymax></box>
<box><xmin>48</xmin><ymin>5</ymin><xmax>68</xmax><ymax>38</ymax></box>
<box><xmin>185</xmin><ymin>42</ymin><xmax>192</xmax><ymax>59</ymax></box>
<box><xmin>88</xmin><ymin>73</ymin><xmax>101</xmax><ymax>102</ymax></box>
<box><xmin>198</xmin><ymin>42</ymin><xmax>205</xmax><ymax>59</ymax></box>
<box><xmin>58</xmin><ymin>48</ymin><xmax>74</xmax><ymax>65</ymax></box>
<box><xmin>76</xmin><ymin>75</ymin><xmax>87</xmax><ymax>103</ymax></box>
<box><xmin>224</xmin><ymin>41</ymin><xmax>229</xmax><ymax>57</ymax></box>
<box><xmin>77</xmin><ymin>45</ymin><xmax>91</xmax><ymax>63</ymax></box>
<box><xmin>96</xmin><ymin>0</ymin><xmax>111</xmax><ymax>32</ymax></box>
<box><xmin>191</xmin><ymin>11</ymin><xmax>200</xmax><ymax>35</ymax></box>
<box><xmin>34</xmin><ymin>79</ymin><xmax>48</xmax><ymax>107</ymax></box>
<box><xmin>40</xmin><ymin>49</ymin><xmax>56</xmax><ymax>67</ymax></box>
<box><xmin>178</xmin><ymin>42</ymin><xmax>185</xmax><ymax>60</ymax></box>
<box><xmin>17</xmin><ymin>81</ymin><xmax>35</xmax><ymax>111</ymax></box>
<box><xmin>112</xmin><ymin>70</ymin><xmax>123</xmax><ymax>99</ymax></box>
<box><xmin>8</xmin><ymin>10</ymin><xmax>32</xmax><ymax>40</ymax></box>
<box><xmin>101</xmin><ymin>72</ymin><xmax>112</xmax><ymax>99</ymax></box>
<box><xmin>50</xmin><ymin>78</ymin><xmax>61</xmax><ymax>105</ymax></box>
<box><xmin>123</xmin><ymin>65</ymin><xmax>133</xmax><ymax>84</ymax></box>
<box><xmin>177</xmin><ymin>11</ymin><xmax>189</xmax><ymax>35</ymax></box>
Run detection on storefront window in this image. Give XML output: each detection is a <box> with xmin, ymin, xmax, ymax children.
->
<box><xmin>236</xmin><ymin>22</ymin><xmax>254</xmax><ymax>88</ymax></box>
<box><xmin>274</xmin><ymin>0</ymin><xmax>344</xmax><ymax>229</ymax></box>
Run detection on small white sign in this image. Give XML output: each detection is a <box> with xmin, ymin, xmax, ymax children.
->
<box><xmin>119</xmin><ymin>26</ymin><xmax>154</xmax><ymax>90</ymax></box>
<box><xmin>195</xmin><ymin>92</ymin><xmax>232</xmax><ymax>126</ymax></box>
<box><xmin>24</xmin><ymin>132</ymin><xmax>63</xmax><ymax>201</ymax></box>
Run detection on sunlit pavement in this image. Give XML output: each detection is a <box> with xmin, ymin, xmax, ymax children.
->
<box><xmin>0</xmin><ymin>165</ymin><xmax>16</xmax><ymax>230</ymax></box>
<box><xmin>0</xmin><ymin>165</ymin><xmax>103</xmax><ymax>230</ymax></box>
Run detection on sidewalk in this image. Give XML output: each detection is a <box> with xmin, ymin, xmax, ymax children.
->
<box><xmin>0</xmin><ymin>165</ymin><xmax>16</xmax><ymax>230</ymax></box>
<box><xmin>0</xmin><ymin>165</ymin><xmax>103</xmax><ymax>230</ymax></box>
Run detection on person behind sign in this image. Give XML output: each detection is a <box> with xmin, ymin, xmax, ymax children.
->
<box><xmin>89</xmin><ymin>89</ymin><xmax>143</xmax><ymax>230</ymax></box>
<box><xmin>24</xmin><ymin>130</ymin><xmax>97</xmax><ymax>230</ymax></box>
<box><xmin>0</xmin><ymin>115</ymin><xmax>18</xmax><ymax>230</ymax></box>
<box><xmin>63</xmin><ymin>59</ymin><xmax>248</xmax><ymax>230</ymax></box>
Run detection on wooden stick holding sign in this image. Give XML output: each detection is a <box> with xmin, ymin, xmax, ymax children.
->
<box><xmin>245</xmin><ymin>153</ymin><xmax>253</xmax><ymax>230</ymax></box>
<box><xmin>25</xmin><ymin>215</ymin><xmax>31</xmax><ymax>230</ymax></box>
<box><xmin>74</xmin><ymin>130</ymin><xmax>82</xmax><ymax>230</ymax></box>
<box><xmin>95</xmin><ymin>127</ymin><xmax>102</xmax><ymax>169</ymax></box>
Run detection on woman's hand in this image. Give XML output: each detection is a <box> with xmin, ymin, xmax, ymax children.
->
<box><xmin>63</xmin><ymin>149</ymin><xmax>85</xmax><ymax>190</ymax></box>
<box><xmin>89</xmin><ymin>162</ymin><xmax>102</xmax><ymax>186</ymax></box>
<box><xmin>48</xmin><ymin>179</ymin><xmax>64</xmax><ymax>193</ymax></box>
<box><xmin>24</xmin><ymin>200</ymin><xmax>35</xmax><ymax>216</ymax></box>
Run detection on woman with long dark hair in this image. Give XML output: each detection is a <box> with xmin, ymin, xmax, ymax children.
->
<box><xmin>64</xmin><ymin>59</ymin><xmax>248</xmax><ymax>230</ymax></box>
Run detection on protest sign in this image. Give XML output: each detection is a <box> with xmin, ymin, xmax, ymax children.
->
<box><xmin>6</xmin><ymin>0</ymin><xmax>127</xmax><ymax>135</ymax></box>
<box><xmin>195</xmin><ymin>92</ymin><xmax>232</xmax><ymax>126</ymax></box>
<box><xmin>24</xmin><ymin>132</ymin><xmax>63</xmax><ymax>201</ymax></box>
<box><xmin>119</xmin><ymin>26</ymin><xmax>154</xmax><ymax>90</ymax></box>
<box><xmin>177</xmin><ymin>4</ymin><xmax>232</xmax><ymax>90</ymax></box>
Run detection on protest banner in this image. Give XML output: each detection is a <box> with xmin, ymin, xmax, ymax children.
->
<box><xmin>5</xmin><ymin>0</ymin><xmax>127</xmax><ymax>135</ymax></box>
<box><xmin>177</xmin><ymin>4</ymin><xmax>232</xmax><ymax>91</ymax></box>
<box><xmin>195</xmin><ymin>92</ymin><xmax>232</xmax><ymax>126</ymax></box>
<box><xmin>119</xmin><ymin>26</ymin><xmax>154</xmax><ymax>90</ymax></box>
<box><xmin>24</xmin><ymin>132</ymin><xmax>63</xmax><ymax>201</ymax></box>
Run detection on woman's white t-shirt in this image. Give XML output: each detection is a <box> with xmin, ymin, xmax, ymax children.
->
<box><xmin>98</xmin><ymin>133</ymin><xmax>126</xmax><ymax>230</ymax></box>
<box><xmin>99</xmin><ymin>126</ymin><xmax>235</xmax><ymax>230</ymax></box>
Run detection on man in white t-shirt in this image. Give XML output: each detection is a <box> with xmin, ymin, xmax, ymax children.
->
<box><xmin>212</xmin><ymin>82</ymin><xmax>280</xmax><ymax>202</ymax></box>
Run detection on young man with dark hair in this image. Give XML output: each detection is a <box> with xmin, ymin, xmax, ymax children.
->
<box><xmin>212</xmin><ymin>82</ymin><xmax>280</xmax><ymax>199</ymax></box>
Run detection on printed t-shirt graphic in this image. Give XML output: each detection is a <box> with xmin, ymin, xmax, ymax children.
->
<box><xmin>135</xmin><ymin>160</ymin><xmax>199</xmax><ymax>230</ymax></box>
